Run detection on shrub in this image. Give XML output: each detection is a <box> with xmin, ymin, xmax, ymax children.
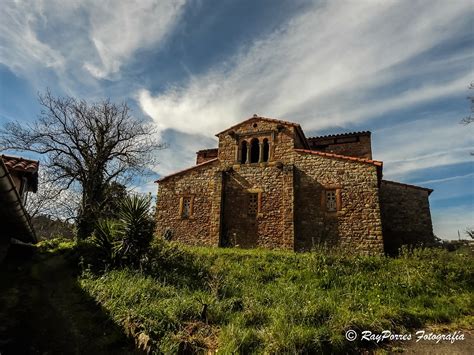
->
<box><xmin>89</xmin><ymin>194</ymin><xmax>155</xmax><ymax>269</ymax></box>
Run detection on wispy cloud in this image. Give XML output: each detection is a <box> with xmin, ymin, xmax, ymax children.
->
<box><xmin>83</xmin><ymin>0</ymin><xmax>186</xmax><ymax>78</ymax></box>
<box><xmin>1</xmin><ymin>0</ymin><xmax>187</xmax><ymax>84</ymax></box>
<box><xmin>414</xmin><ymin>172</ymin><xmax>474</xmax><ymax>186</ymax></box>
<box><xmin>1</xmin><ymin>1</ymin><xmax>65</xmax><ymax>74</ymax></box>
<box><xmin>138</xmin><ymin>0</ymin><xmax>472</xmax><ymax>135</ymax></box>
<box><xmin>373</xmin><ymin>114</ymin><xmax>473</xmax><ymax>179</ymax></box>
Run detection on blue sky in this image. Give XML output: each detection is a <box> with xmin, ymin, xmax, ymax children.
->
<box><xmin>0</xmin><ymin>0</ymin><xmax>472</xmax><ymax>239</ymax></box>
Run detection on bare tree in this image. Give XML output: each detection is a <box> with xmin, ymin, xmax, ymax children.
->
<box><xmin>466</xmin><ymin>227</ymin><xmax>474</xmax><ymax>240</ymax></box>
<box><xmin>24</xmin><ymin>170</ymin><xmax>80</xmax><ymax>221</ymax></box>
<box><xmin>0</xmin><ymin>90</ymin><xmax>163</xmax><ymax>239</ymax></box>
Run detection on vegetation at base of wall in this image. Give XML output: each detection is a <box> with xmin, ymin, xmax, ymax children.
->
<box><xmin>76</xmin><ymin>241</ymin><xmax>474</xmax><ymax>354</ymax></box>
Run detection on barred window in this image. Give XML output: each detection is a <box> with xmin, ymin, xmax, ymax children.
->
<box><xmin>248</xmin><ymin>193</ymin><xmax>258</xmax><ymax>216</ymax></box>
<box><xmin>326</xmin><ymin>190</ymin><xmax>337</xmax><ymax>212</ymax></box>
<box><xmin>180</xmin><ymin>196</ymin><xmax>194</xmax><ymax>218</ymax></box>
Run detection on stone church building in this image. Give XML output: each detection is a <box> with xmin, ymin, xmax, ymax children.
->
<box><xmin>155</xmin><ymin>116</ymin><xmax>434</xmax><ymax>254</ymax></box>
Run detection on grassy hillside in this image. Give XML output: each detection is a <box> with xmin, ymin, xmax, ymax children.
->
<box><xmin>78</xmin><ymin>241</ymin><xmax>473</xmax><ymax>353</ymax></box>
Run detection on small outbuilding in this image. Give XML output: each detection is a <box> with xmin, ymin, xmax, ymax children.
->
<box><xmin>0</xmin><ymin>155</ymin><xmax>39</xmax><ymax>259</ymax></box>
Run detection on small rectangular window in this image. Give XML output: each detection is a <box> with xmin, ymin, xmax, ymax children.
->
<box><xmin>19</xmin><ymin>177</ymin><xmax>28</xmax><ymax>198</ymax></box>
<box><xmin>326</xmin><ymin>190</ymin><xmax>337</xmax><ymax>212</ymax></box>
<box><xmin>248</xmin><ymin>193</ymin><xmax>258</xmax><ymax>216</ymax></box>
<box><xmin>180</xmin><ymin>196</ymin><xmax>194</xmax><ymax>218</ymax></box>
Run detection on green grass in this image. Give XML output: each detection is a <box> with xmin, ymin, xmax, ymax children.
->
<box><xmin>76</xmin><ymin>241</ymin><xmax>474</xmax><ymax>353</ymax></box>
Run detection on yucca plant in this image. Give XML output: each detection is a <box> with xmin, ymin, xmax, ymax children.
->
<box><xmin>91</xmin><ymin>194</ymin><xmax>155</xmax><ymax>268</ymax></box>
<box><xmin>114</xmin><ymin>194</ymin><xmax>155</xmax><ymax>267</ymax></box>
<box><xmin>91</xmin><ymin>218</ymin><xmax>121</xmax><ymax>265</ymax></box>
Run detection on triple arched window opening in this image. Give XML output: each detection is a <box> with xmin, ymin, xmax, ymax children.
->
<box><xmin>240</xmin><ymin>138</ymin><xmax>270</xmax><ymax>164</ymax></box>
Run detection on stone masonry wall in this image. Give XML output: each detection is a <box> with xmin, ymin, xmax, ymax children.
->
<box><xmin>308</xmin><ymin>134</ymin><xmax>372</xmax><ymax>159</ymax></box>
<box><xmin>155</xmin><ymin>161</ymin><xmax>221</xmax><ymax>246</ymax></box>
<box><xmin>196</xmin><ymin>149</ymin><xmax>218</xmax><ymax>165</ymax></box>
<box><xmin>293</xmin><ymin>151</ymin><xmax>384</xmax><ymax>255</ymax></box>
<box><xmin>379</xmin><ymin>180</ymin><xmax>434</xmax><ymax>254</ymax></box>
<box><xmin>155</xmin><ymin>117</ymin><xmax>424</xmax><ymax>256</ymax></box>
<box><xmin>217</xmin><ymin>118</ymin><xmax>300</xmax><ymax>167</ymax></box>
<box><xmin>221</xmin><ymin>164</ymin><xmax>294</xmax><ymax>249</ymax></box>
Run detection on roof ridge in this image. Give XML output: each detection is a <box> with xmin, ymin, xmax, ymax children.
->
<box><xmin>308</xmin><ymin>131</ymin><xmax>371</xmax><ymax>140</ymax></box>
<box><xmin>196</xmin><ymin>148</ymin><xmax>218</xmax><ymax>153</ymax></box>
<box><xmin>1</xmin><ymin>154</ymin><xmax>39</xmax><ymax>173</ymax></box>
<box><xmin>215</xmin><ymin>116</ymin><xmax>300</xmax><ymax>136</ymax></box>
<box><xmin>155</xmin><ymin>158</ymin><xmax>218</xmax><ymax>183</ymax></box>
<box><xmin>294</xmin><ymin>149</ymin><xmax>383</xmax><ymax>167</ymax></box>
<box><xmin>382</xmin><ymin>180</ymin><xmax>433</xmax><ymax>194</ymax></box>
<box><xmin>1</xmin><ymin>154</ymin><xmax>39</xmax><ymax>163</ymax></box>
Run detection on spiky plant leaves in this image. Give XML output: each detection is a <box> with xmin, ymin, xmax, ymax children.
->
<box><xmin>91</xmin><ymin>219</ymin><xmax>122</xmax><ymax>265</ymax></box>
<box><xmin>114</xmin><ymin>194</ymin><xmax>155</xmax><ymax>267</ymax></box>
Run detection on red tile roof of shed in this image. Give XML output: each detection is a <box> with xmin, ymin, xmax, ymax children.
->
<box><xmin>1</xmin><ymin>155</ymin><xmax>39</xmax><ymax>173</ymax></box>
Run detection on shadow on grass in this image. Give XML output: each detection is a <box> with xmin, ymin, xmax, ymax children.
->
<box><xmin>0</xmin><ymin>243</ymin><xmax>140</xmax><ymax>355</ymax></box>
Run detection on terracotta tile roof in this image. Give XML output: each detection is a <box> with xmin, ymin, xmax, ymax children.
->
<box><xmin>215</xmin><ymin>115</ymin><xmax>310</xmax><ymax>149</ymax></box>
<box><xmin>215</xmin><ymin>115</ymin><xmax>301</xmax><ymax>136</ymax></box>
<box><xmin>382</xmin><ymin>180</ymin><xmax>433</xmax><ymax>195</ymax></box>
<box><xmin>155</xmin><ymin>158</ymin><xmax>218</xmax><ymax>183</ymax></box>
<box><xmin>1</xmin><ymin>155</ymin><xmax>39</xmax><ymax>173</ymax></box>
<box><xmin>308</xmin><ymin>131</ymin><xmax>371</xmax><ymax>140</ymax></box>
<box><xmin>294</xmin><ymin>149</ymin><xmax>383</xmax><ymax>167</ymax></box>
<box><xmin>196</xmin><ymin>148</ymin><xmax>218</xmax><ymax>154</ymax></box>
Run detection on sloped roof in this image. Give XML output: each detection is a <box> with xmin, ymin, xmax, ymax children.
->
<box><xmin>382</xmin><ymin>180</ymin><xmax>433</xmax><ymax>195</ymax></box>
<box><xmin>216</xmin><ymin>115</ymin><xmax>310</xmax><ymax>149</ymax></box>
<box><xmin>155</xmin><ymin>158</ymin><xmax>218</xmax><ymax>183</ymax></box>
<box><xmin>308</xmin><ymin>131</ymin><xmax>371</xmax><ymax>140</ymax></box>
<box><xmin>1</xmin><ymin>155</ymin><xmax>39</xmax><ymax>193</ymax></box>
<box><xmin>196</xmin><ymin>148</ymin><xmax>218</xmax><ymax>154</ymax></box>
<box><xmin>0</xmin><ymin>158</ymin><xmax>37</xmax><ymax>243</ymax></box>
<box><xmin>1</xmin><ymin>155</ymin><xmax>39</xmax><ymax>173</ymax></box>
<box><xmin>294</xmin><ymin>149</ymin><xmax>383</xmax><ymax>167</ymax></box>
<box><xmin>215</xmin><ymin>115</ymin><xmax>301</xmax><ymax>136</ymax></box>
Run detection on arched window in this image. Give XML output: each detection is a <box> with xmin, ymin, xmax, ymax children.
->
<box><xmin>241</xmin><ymin>141</ymin><xmax>248</xmax><ymax>164</ymax></box>
<box><xmin>263</xmin><ymin>138</ymin><xmax>269</xmax><ymax>162</ymax></box>
<box><xmin>250</xmin><ymin>138</ymin><xmax>259</xmax><ymax>163</ymax></box>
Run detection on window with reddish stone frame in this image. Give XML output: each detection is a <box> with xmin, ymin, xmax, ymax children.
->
<box><xmin>322</xmin><ymin>188</ymin><xmax>342</xmax><ymax>213</ymax></box>
<box><xmin>179</xmin><ymin>196</ymin><xmax>194</xmax><ymax>218</ymax></box>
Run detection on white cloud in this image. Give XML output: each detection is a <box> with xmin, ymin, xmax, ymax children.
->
<box><xmin>83</xmin><ymin>0</ymin><xmax>186</xmax><ymax>78</ymax></box>
<box><xmin>373</xmin><ymin>114</ymin><xmax>473</xmax><ymax>179</ymax></box>
<box><xmin>138</xmin><ymin>0</ymin><xmax>472</xmax><ymax>135</ymax></box>
<box><xmin>0</xmin><ymin>0</ymin><xmax>187</xmax><ymax>82</ymax></box>
<box><xmin>153</xmin><ymin>131</ymin><xmax>217</xmax><ymax>177</ymax></box>
<box><xmin>414</xmin><ymin>172</ymin><xmax>474</xmax><ymax>186</ymax></box>
<box><xmin>0</xmin><ymin>1</ymin><xmax>65</xmax><ymax>74</ymax></box>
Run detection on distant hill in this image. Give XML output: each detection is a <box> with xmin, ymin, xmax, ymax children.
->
<box><xmin>31</xmin><ymin>215</ymin><xmax>74</xmax><ymax>240</ymax></box>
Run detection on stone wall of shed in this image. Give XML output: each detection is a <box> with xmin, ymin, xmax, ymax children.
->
<box><xmin>293</xmin><ymin>152</ymin><xmax>384</xmax><ymax>255</ymax></box>
<box><xmin>379</xmin><ymin>181</ymin><xmax>434</xmax><ymax>254</ymax></box>
<box><xmin>155</xmin><ymin>162</ymin><xmax>221</xmax><ymax>246</ymax></box>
